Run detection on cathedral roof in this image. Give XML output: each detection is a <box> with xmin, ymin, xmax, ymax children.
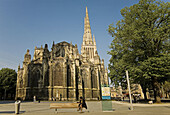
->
<box><xmin>54</xmin><ymin>41</ymin><xmax>75</xmax><ymax>47</ymax></box>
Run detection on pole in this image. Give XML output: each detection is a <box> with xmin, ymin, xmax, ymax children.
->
<box><xmin>126</xmin><ymin>70</ymin><xmax>133</xmax><ymax>110</ymax></box>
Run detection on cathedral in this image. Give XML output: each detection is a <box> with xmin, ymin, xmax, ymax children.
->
<box><xmin>16</xmin><ymin>7</ymin><xmax>108</xmax><ymax>101</ymax></box>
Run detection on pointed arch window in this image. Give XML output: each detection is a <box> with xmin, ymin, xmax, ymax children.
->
<box><xmin>32</xmin><ymin>69</ymin><xmax>42</xmax><ymax>87</ymax></box>
<box><xmin>54</xmin><ymin>64</ymin><xmax>63</xmax><ymax>86</ymax></box>
<box><xmin>91</xmin><ymin>70</ymin><xmax>97</xmax><ymax>88</ymax></box>
<box><xmin>67</xmin><ymin>65</ymin><xmax>72</xmax><ymax>87</ymax></box>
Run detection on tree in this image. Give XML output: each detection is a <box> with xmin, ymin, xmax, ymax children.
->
<box><xmin>134</xmin><ymin>54</ymin><xmax>170</xmax><ymax>102</ymax></box>
<box><xmin>0</xmin><ymin>68</ymin><xmax>17</xmax><ymax>100</ymax></box>
<box><xmin>108</xmin><ymin>0</ymin><xmax>169</xmax><ymax>103</ymax></box>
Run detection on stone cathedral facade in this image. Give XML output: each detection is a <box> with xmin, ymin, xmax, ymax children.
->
<box><xmin>16</xmin><ymin>7</ymin><xmax>108</xmax><ymax>101</ymax></box>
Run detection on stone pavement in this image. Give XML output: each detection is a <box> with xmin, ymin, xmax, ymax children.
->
<box><xmin>0</xmin><ymin>101</ymin><xmax>170</xmax><ymax>115</ymax></box>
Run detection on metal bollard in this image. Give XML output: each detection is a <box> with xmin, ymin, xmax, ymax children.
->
<box><xmin>15</xmin><ymin>100</ymin><xmax>21</xmax><ymax>114</ymax></box>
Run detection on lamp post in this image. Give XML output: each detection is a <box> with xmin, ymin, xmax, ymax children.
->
<box><xmin>126</xmin><ymin>70</ymin><xmax>133</xmax><ymax>110</ymax></box>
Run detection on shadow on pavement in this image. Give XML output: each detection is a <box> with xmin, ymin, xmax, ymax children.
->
<box><xmin>165</xmin><ymin>106</ymin><xmax>170</xmax><ymax>108</ymax></box>
<box><xmin>0</xmin><ymin>101</ymin><xmax>15</xmax><ymax>104</ymax></box>
<box><xmin>0</xmin><ymin>111</ymin><xmax>25</xmax><ymax>114</ymax></box>
<box><xmin>0</xmin><ymin>101</ymin><xmax>34</xmax><ymax>104</ymax></box>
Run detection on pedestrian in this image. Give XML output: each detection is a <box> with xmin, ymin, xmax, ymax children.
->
<box><xmin>59</xmin><ymin>94</ymin><xmax>62</xmax><ymax>101</ymax></box>
<box><xmin>123</xmin><ymin>96</ymin><xmax>125</xmax><ymax>101</ymax></box>
<box><xmin>33</xmin><ymin>96</ymin><xmax>36</xmax><ymax>102</ymax></box>
<box><xmin>38</xmin><ymin>99</ymin><xmax>41</xmax><ymax>103</ymax></box>
<box><xmin>133</xmin><ymin>94</ymin><xmax>136</xmax><ymax>103</ymax></box>
<box><xmin>77</xmin><ymin>96</ymin><xmax>87</xmax><ymax>112</ymax></box>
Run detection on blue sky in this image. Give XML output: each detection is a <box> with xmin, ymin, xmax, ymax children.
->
<box><xmin>0</xmin><ymin>0</ymin><xmax>169</xmax><ymax>70</ymax></box>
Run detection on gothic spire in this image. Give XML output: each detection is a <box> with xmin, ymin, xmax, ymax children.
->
<box><xmin>86</xmin><ymin>6</ymin><xmax>89</xmax><ymax>18</ymax></box>
<box><xmin>83</xmin><ymin>6</ymin><xmax>93</xmax><ymax>45</ymax></box>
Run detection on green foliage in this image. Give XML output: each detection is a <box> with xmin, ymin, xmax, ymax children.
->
<box><xmin>138</xmin><ymin>54</ymin><xmax>169</xmax><ymax>80</ymax></box>
<box><xmin>133</xmin><ymin>54</ymin><xmax>170</xmax><ymax>79</ymax></box>
<box><xmin>0</xmin><ymin>68</ymin><xmax>17</xmax><ymax>93</ymax></box>
<box><xmin>108</xmin><ymin>0</ymin><xmax>169</xmax><ymax>101</ymax></box>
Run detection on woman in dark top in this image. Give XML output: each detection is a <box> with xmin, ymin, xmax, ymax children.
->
<box><xmin>77</xmin><ymin>96</ymin><xmax>87</xmax><ymax>112</ymax></box>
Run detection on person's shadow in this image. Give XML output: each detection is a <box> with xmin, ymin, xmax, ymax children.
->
<box><xmin>0</xmin><ymin>101</ymin><xmax>15</xmax><ymax>104</ymax></box>
<box><xmin>0</xmin><ymin>111</ymin><xmax>25</xmax><ymax>114</ymax></box>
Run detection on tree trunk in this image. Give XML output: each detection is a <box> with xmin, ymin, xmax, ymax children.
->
<box><xmin>4</xmin><ymin>89</ymin><xmax>6</xmax><ymax>100</ymax></box>
<box><xmin>143</xmin><ymin>87</ymin><xmax>148</xmax><ymax>100</ymax></box>
<box><xmin>152</xmin><ymin>77</ymin><xmax>161</xmax><ymax>103</ymax></box>
<box><xmin>141</xmin><ymin>84</ymin><xmax>147</xmax><ymax>100</ymax></box>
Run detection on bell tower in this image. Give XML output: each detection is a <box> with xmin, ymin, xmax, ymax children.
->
<box><xmin>81</xmin><ymin>7</ymin><xmax>97</xmax><ymax>63</ymax></box>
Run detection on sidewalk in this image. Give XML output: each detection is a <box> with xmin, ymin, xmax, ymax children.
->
<box><xmin>113</xmin><ymin>101</ymin><xmax>170</xmax><ymax>107</ymax></box>
<box><xmin>0</xmin><ymin>101</ymin><xmax>170</xmax><ymax>115</ymax></box>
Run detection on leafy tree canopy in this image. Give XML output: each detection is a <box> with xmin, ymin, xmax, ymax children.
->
<box><xmin>0</xmin><ymin>68</ymin><xmax>17</xmax><ymax>92</ymax></box>
<box><xmin>108</xmin><ymin>0</ymin><xmax>169</xmax><ymax>102</ymax></box>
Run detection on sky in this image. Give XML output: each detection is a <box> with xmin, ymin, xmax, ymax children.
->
<box><xmin>0</xmin><ymin>0</ymin><xmax>169</xmax><ymax>71</ymax></box>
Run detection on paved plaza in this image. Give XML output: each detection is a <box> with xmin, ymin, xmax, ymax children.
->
<box><xmin>0</xmin><ymin>101</ymin><xmax>170</xmax><ymax>115</ymax></box>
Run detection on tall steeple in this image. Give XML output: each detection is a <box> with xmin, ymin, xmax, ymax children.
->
<box><xmin>83</xmin><ymin>6</ymin><xmax>93</xmax><ymax>45</ymax></box>
<box><xmin>81</xmin><ymin>6</ymin><xmax>97</xmax><ymax>63</ymax></box>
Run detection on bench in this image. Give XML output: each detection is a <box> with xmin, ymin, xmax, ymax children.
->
<box><xmin>50</xmin><ymin>103</ymin><xmax>79</xmax><ymax>113</ymax></box>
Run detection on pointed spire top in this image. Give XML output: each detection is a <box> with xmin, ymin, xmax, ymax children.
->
<box><xmin>82</xmin><ymin>6</ymin><xmax>92</xmax><ymax>44</ymax></box>
<box><xmin>75</xmin><ymin>44</ymin><xmax>77</xmax><ymax>48</ymax></box>
<box><xmin>26</xmin><ymin>49</ymin><xmax>30</xmax><ymax>54</ymax></box>
<box><xmin>52</xmin><ymin>41</ymin><xmax>55</xmax><ymax>47</ymax></box>
<box><xmin>105</xmin><ymin>67</ymin><xmax>108</xmax><ymax>72</ymax></box>
<box><xmin>86</xmin><ymin>6</ymin><xmax>88</xmax><ymax>17</ymax></box>
<box><xmin>85</xmin><ymin>6</ymin><xmax>89</xmax><ymax>19</ymax></box>
<box><xmin>45</xmin><ymin>44</ymin><xmax>48</xmax><ymax>49</ymax></box>
<box><xmin>102</xmin><ymin>59</ymin><xmax>104</xmax><ymax>64</ymax></box>
<box><xmin>18</xmin><ymin>64</ymin><xmax>20</xmax><ymax>70</ymax></box>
